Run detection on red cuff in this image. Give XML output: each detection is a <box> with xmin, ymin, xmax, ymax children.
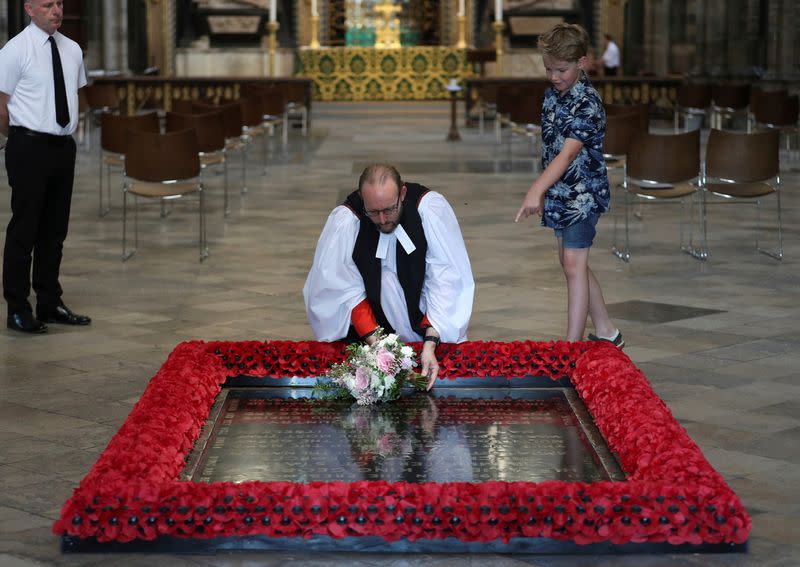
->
<box><xmin>351</xmin><ymin>299</ymin><xmax>378</xmax><ymax>338</ymax></box>
<box><xmin>420</xmin><ymin>314</ymin><xmax>431</xmax><ymax>329</ymax></box>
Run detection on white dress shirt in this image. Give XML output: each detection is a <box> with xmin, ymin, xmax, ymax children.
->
<box><xmin>0</xmin><ymin>22</ymin><xmax>87</xmax><ymax>136</ymax></box>
<box><xmin>303</xmin><ymin>191</ymin><xmax>475</xmax><ymax>343</ymax></box>
<box><xmin>602</xmin><ymin>40</ymin><xmax>620</xmax><ymax>69</ymax></box>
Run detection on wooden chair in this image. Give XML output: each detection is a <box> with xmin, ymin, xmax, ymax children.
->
<box><xmin>243</xmin><ymin>84</ymin><xmax>289</xmax><ymax>147</ymax></box>
<box><xmin>166</xmin><ymin>110</ymin><xmax>230</xmax><ymax>216</ymax></box>
<box><xmin>750</xmin><ymin>92</ymin><xmax>799</xmax><ymax>167</ymax></box>
<box><xmin>702</xmin><ymin>129</ymin><xmax>782</xmax><ymax>260</ymax></box>
<box><xmin>474</xmin><ymin>84</ymin><xmax>497</xmax><ymax>136</ymax></box>
<box><xmin>84</xmin><ymin>82</ymin><xmax>121</xmax><ymax>149</ymax></box>
<box><xmin>122</xmin><ymin>129</ymin><xmax>207</xmax><ymax>262</ymax></box>
<box><xmin>605</xmin><ymin>102</ymin><xmax>650</xmax><ymax>134</ymax></box>
<box><xmin>503</xmin><ymin>92</ymin><xmax>543</xmax><ymax>167</ymax></box>
<box><xmin>612</xmin><ymin>130</ymin><xmax>702</xmax><ymax>262</ymax></box>
<box><xmin>193</xmin><ymin>100</ymin><xmax>248</xmax><ymax>194</ymax></box>
<box><xmin>77</xmin><ymin>87</ymin><xmax>90</xmax><ymax>147</ymax></box>
<box><xmin>603</xmin><ymin>112</ymin><xmax>640</xmax><ymax>205</ymax></box>
<box><xmin>98</xmin><ymin>111</ymin><xmax>160</xmax><ymax>216</ymax></box>
<box><xmin>710</xmin><ymin>83</ymin><xmax>750</xmax><ymax>130</ymax></box>
<box><xmin>281</xmin><ymin>82</ymin><xmax>309</xmax><ymax>136</ymax></box>
<box><xmin>674</xmin><ymin>84</ymin><xmax>712</xmax><ymax>132</ymax></box>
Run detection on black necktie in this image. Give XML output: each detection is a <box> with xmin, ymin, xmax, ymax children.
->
<box><xmin>48</xmin><ymin>36</ymin><xmax>69</xmax><ymax>128</ymax></box>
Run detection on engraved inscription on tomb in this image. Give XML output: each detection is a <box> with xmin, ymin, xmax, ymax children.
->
<box><xmin>188</xmin><ymin>389</ymin><xmax>617</xmax><ymax>484</ymax></box>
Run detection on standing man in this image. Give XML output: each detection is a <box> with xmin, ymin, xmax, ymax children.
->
<box><xmin>601</xmin><ymin>34</ymin><xmax>620</xmax><ymax>76</ymax></box>
<box><xmin>0</xmin><ymin>0</ymin><xmax>91</xmax><ymax>333</ymax></box>
<box><xmin>303</xmin><ymin>164</ymin><xmax>474</xmax><ymax>389</ymax></box>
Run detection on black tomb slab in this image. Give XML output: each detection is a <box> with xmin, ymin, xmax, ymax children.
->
<box><xmin>182</xmin><ymin>379</ymin><xmax>624</xmax><ymax>485</ymax></box>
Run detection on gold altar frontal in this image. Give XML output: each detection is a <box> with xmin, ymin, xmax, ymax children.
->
<box><xmin>297</xmin><ymin>47</ymin><xmax>471</xmax><ymax>101</ymax></box>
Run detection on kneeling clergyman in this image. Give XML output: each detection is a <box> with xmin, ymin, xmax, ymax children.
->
<box><xmin>303</xmin><ymin>164</ymin><xmax>474</xmax><ymax>390</ymax></box>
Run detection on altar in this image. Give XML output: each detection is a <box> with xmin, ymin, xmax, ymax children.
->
<box><xmin>298</xmin><ymin>46</ymin><xmax>470</xmax><ymax>101</ymax></box>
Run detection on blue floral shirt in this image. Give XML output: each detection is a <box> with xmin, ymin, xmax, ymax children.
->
<box><xmin>540</xmin><ymin>74</ymin><xmax>610</xmax><ymax>229</ymax></box>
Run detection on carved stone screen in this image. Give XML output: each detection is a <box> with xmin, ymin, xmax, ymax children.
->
<box><xmin>183</xmin><ymin>386</ymin><xmax>624</xmax><ymax>484</ymax></box>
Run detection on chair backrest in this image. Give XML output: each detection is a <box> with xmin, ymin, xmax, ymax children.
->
<box><xmin>508</xmin><ymin>93</ymin><xmax>542</xmax><ymax>126</ymax></box>
<box><xmin>165</xmin><ymin>110</ymin><xmax>226</xmax><ymax>153</ymax></box>
<box><xmin>238</xmin><ymin>96</ymin><xmax>266</xmax><ymax>128</ymax></box>
<box><xmin>193</xmin><ymin>101</ymin><xmax>243</xmax><ymax>139</ymax></box>
<box><xmin>705</xmin><ymin>129</ymin><xmax>779</xmax><ymax>182</ymax></box>
<box><xmin>100</xmin><ymin>111</ymin><xmax>160</xmax><ymax>154</ymax></box>
<box><xmin>78</xmin><ymin>87</ymin><xmax>89</xmax><ymax>113</ymax></box>
<box><xmin>752</xmin><ymin>91</ymin><xmax>799</xmax><ymax>127</ymax></box>
<box><xmin>261</xmin><ymin>90</ymin><xmax>287</xmax><ymax>116</ymax></box>
<box><xmin>85</xmin><ymin>82</ymin><xmax>120</xmax><ymax>110</ymax></box>
<box><xmin>711</xmin><ymin>83</ymin><xmax>750</xmax><ymax>110</ymax></box>
<box><xmin>627</xmin><ymin>129</ymin><xmax>700</xmax><ymax>183</ymax></box>
<box><xmin>605</xmin><ymin>102</ymin><xmax>649</xmax><ymax>133</ymax></box>
<box><xmin>677</xmin><ymin>84</ymin><xmax>712</xmax><ymax>109</ymax></box>
<box><xmin>604</xmin><ymin>111</ymin><xmax>639</xmax><ymax>157</ymax></box>
<box><xmin>282</xmin><ymin>82</ymin><xmax>307</xmax><ymax>105</ymax></box>
<box><xmin>170</xmin><ymin>99</ymin><xmax>196</xmax><ymax>114</ymax></box>
<box><xmin>125</xmin><ymin>129</ymin><xmax>200</xmax><ymax>183</ymax></box>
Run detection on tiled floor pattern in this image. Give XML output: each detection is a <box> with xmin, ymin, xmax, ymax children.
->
<box><xmin>0</xmin><ymin>101</ymin><xmax>798</xmax><ymax>566</ymax></box>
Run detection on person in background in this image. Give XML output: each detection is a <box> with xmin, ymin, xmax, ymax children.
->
<box><xmin>0</xmin><ymin>0</ymin><xmax>91</xmax><ymax>334</ymax></box>
<box><xmin>602</xmin><ymin>33</ymin><xmax>620</xmax><ymax>76</ymax></box>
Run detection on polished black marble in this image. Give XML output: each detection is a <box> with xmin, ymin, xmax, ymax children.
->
<box><xmin>183</xmin><ymin>386</ymin><xmax>623</xmax><ymax>484</ymax></box>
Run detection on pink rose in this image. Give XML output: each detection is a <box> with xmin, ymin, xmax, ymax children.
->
<box><xmin>376</xmin><ymin>349</ymin><xmax>396</xmax><ymax>373</ymax></box>
<box><xmin>355</xmin><ymin>367</ymin><xmax>369</xmax><ymax>390</ymax></box>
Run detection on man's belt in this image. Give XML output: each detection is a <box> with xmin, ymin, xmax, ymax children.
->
<box><xmin>9</xmin><ymin>125</ymin><xmax>72</xmax><ymax>144</ymax></box>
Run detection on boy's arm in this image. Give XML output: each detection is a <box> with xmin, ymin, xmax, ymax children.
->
<box><xmin>515</xmin><ymin>138</ymin><xmax>583</xmax><ymax>222</ymax></box>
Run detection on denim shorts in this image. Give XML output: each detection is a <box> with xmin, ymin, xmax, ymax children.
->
<box><xmin>554</xmin><ymin>213</ymin><xmax>599</xmax><ymax>249</ymax></box>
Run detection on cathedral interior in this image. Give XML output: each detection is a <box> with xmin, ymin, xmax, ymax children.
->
<box><xmin>0</xmin><ymin>0</ymin><xmax>799</xmax><ymax>565</ymax></box>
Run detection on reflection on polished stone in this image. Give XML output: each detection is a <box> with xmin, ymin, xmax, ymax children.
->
<box><xmin>184</xmin><ymin>388</ymin><xmax>623</xmax><ymax>484</ymax></box>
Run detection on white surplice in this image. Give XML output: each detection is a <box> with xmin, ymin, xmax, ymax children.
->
<box><xmin>303</xmin><ymin>191</ymin><xmax>474</xmax><ymax>343</ymax></box>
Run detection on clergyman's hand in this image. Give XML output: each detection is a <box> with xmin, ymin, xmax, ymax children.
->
<box><xmin>420</xmin><ymin>342</ymin><xmax>439</xmax><ymax>390</ymax></box>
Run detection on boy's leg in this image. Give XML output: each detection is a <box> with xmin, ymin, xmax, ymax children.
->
<box><xmin>587</xmin><ymin>267</ymin><xmax>616</xmax><ymax>338</ymax></box>
<box><xmin>560</xmin><ymin>245</ymin><xmax>590</xmax><ymax>341</ymax></box>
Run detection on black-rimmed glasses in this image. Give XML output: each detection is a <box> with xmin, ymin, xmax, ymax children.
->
<box><xmin>363</xmin><ymin>195</ymin><xmax>401</xmax><ymax>218</ymax></box>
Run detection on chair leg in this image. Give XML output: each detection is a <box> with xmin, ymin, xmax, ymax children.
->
<box><xmin>223</xmin><ymin>158</ymin><xmax>230</xmax><ymax>217</ymax></box>
<box><xmin>199</xmin><ymin>186</ymin><xmax>209</xmax><ymax>262</ymax></box>
<box><xmin>683</xmin><ymin>190</ymin><xmax>708</xmax><ymax>260</ymax></box>
<box><xmin>241</xmin><ymin>141</ymin><xmax>248</xmax><ymax>194</ymax></box>
<box><xmin>757</xmin><ymin>191</ymin><xmax>783</xmax><ymax>260</ymax></box>
<box><xmin>612</xmin><ymin>187</ymin><xmax>631</xmax><ymax>262</ymax></box>
<box><xmin>122</xmin><ymin>187</ymin><xmax>135</xmax><ymax>261</ymax></box>
<box><xmin>282</xmin><ymin>113</ymin><xmax>289</xmax><ymax>148</ymax></box>
<box><xmin>301</xmin><ymin>107</ymin><xmax>308</xmax><ymax>136</ymax></box>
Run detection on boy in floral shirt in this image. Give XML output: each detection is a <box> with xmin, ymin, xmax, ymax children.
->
<box><xmin>515</xmin><ymin>23</ymin><xmax>623</xmax><ymax>348</ymax></box>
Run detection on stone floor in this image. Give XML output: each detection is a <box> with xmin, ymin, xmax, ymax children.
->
<box><xmin>0</xmin><ymin>101</ymin><xmax>798</xmax><ymax>567</ymax></box>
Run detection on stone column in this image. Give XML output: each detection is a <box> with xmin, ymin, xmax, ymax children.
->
<box><xmin>765</xmin><ymin>0</ymin><xmax>800</xmax><ymax>80</ymax></box>
<box><xmin>102</xmin><ymin>0</ymin><xmax>129</xmax><ymax>72</ymax></box>
<box><xmin>0</xmin><ymin>0</ymin><xmax>8</xmax><ymax>44</ymax></box>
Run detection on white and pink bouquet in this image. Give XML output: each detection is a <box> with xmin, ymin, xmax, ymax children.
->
<box><xmin>316</xmin><ymin>329</ymin><xmax>427</xmax><ymax>405</ymax></box>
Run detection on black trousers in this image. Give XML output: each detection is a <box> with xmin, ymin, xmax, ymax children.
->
<box><xmin>604</xmin><ymin>66</ymin><xmax>619</xmax><ymax>77</ymax></box>
<box><xmin>3</xmin><ymin>127</ymin><xmax>76</xmax><ymax>315</ymax></box>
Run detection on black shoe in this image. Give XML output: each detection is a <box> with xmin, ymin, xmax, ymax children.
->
<box><xmin>7</xmin><ymin>312</ymin><xmax>48</xmax><ymax>334</ymax></box>
<box><xmin>37</xmin><ymin>305</ymin><xmax>91</xmax><ymax>326</ymax></box>
<box><xmin>588</xmin><ymin>330</ymin><xmax>625</xmax><ymax>349</ymax></box>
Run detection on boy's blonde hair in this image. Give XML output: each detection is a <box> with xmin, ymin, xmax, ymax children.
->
<box><xmin>538</xmin><ymin>23</ymin><xmax>589</xmax><ymax>62</ymax></box>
